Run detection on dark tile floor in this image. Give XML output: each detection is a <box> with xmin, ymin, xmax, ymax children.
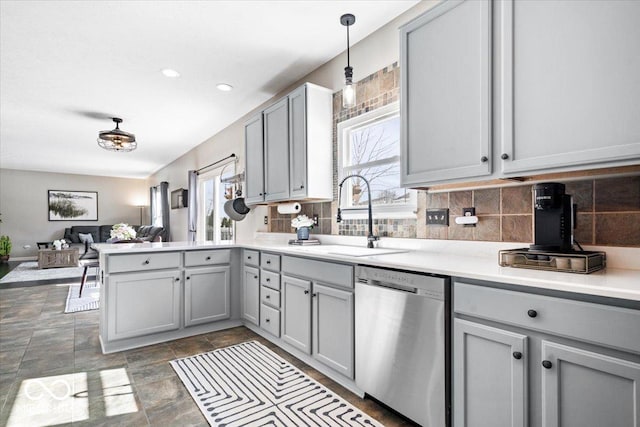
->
<box><xmin>0</xmin><ymin>278</ymin><xmax>415</xmax><ymax>426</ymax></box>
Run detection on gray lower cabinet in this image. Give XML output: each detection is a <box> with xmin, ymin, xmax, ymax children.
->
<box><xmin>453</xmin><ymin>280</ymin><xmax>640</xmax><ymax>427</ymax></box>
<box><xmin>453</xmin><ymin>318</ymin><xmax>527</xmax><ymax>427</ymax></box>
<box><xmin>242</xmin><ymin>265</ymin><xmax>260</xmax><ymax>325</ymax></box>
<box><xmin>106</xmin><ymin>269</ymin><xmax>181</xmax><ymax>341</ymax></box>
<box><xmin>312</xmin><ymin>283</ymin><xmax>354</xmax><ymax>378</ymax></box>
<box><xmin>184</xmin><ymin>265</ymin><xmax>230</xmax><ymax>326</ymax></box>
<box><xmin>541</xmin><ymin>341</ymin><xmax>640</xmax><ymax>427</ymax></box>
<box><xmin>281</xmin><ymin>274</ymin><xmax>312</xmax><ymax>353</ymax></box>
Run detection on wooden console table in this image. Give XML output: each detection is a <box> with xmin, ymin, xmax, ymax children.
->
<box><xmin>38</xmin><ymin>248</ymin><xmax>79</xmax><ymax>269</ymax></box>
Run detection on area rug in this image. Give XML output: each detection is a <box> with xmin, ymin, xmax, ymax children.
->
<box><xmin>171</xmin><ymin>341</ymin><xmax>382</xmax><ymax>427</ymax></box>
<box><xmin>0</xmin><ymin>261</ymin><xmax>85</xmax><ymax>283</ymax></box>
<box><xmin>64</xmin><ymin>282</ymin><xmax>100</xmax><ymax>313</ymax></box>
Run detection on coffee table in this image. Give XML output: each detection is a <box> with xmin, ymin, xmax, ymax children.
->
<box><xmin>38</xmin><ymin>248</ymin><xmax>80</xmax><ymax>269</ymax></box>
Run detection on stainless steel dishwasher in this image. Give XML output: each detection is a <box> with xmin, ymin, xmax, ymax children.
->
<box><xmin>355</xmin><ymin>265</ymin><xmax>450</xmax><ymax>427</ymax></box>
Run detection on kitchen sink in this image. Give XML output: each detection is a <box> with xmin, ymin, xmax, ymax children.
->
<box><xmin>290</xmin><ymin>245</ymin><xmax>408</xmax><ymax>257</ymax></box>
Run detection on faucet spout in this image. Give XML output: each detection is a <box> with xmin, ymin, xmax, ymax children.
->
<box><xmin>337</xmin><ymin>174</ymin><xmax>378</xmax><ymax>248</ymax></box>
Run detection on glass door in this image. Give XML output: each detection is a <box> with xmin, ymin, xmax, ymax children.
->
<box><xmin>198</xmin><ymin>164</ymin><xmax>235</xmax><ymax>244</ymax></box>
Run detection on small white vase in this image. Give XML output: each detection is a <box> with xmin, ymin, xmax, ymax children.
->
<box><xmin>53</xmin><ymin>242</ymin><xmax>62</xmax><ymax>250</ymax></box>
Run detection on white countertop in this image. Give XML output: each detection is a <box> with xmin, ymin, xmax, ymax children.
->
<box><xmin>92</xmin><ymin>238</ymin><xmax>640</xmax><ymax>302</ymax></box>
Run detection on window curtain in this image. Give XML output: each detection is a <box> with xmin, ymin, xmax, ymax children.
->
<box><xmin>149</xmin><ymin>182</ymin><xmax>170</xmax><ymax>241</ymax></box>
<box><xmin>159</xmin><ymin>181</ymin><xmax>170</xmax><ymax>241</ymax></box>
<box><xmin>187</xmin><ymin>170</ymin><xmax>198</xmax><ymax>242</ymax></box>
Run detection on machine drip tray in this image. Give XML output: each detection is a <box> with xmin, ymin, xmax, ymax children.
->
<box><xmin>499</xmin><ymin>248</ymin><xmax>606</xmax><ymax>274</ymax></box>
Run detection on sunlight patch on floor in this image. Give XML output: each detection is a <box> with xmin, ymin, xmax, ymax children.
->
<box><xmin>100</xmin><ymin>368</ymin><xmax>138</xmax><ymax>417</ymax></box>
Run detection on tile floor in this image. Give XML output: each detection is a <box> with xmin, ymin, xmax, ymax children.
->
<box><xmin>0</xmin><ymin>280</ymin><xmax>415</xmax><ymax>426</ymax></box>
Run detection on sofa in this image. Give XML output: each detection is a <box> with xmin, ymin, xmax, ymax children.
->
<box><xmin>63</xmin><ymin>225</ymin><xmax>164</xmax><ymax>259</ymax></box>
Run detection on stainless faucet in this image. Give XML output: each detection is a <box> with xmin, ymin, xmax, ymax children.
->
<box><xmin>336</xmin><ymin>174</ymin><xmax>379</xmax><ymax>248</ymax></box>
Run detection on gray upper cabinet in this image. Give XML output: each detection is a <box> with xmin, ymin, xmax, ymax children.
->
<box><xmin>243</xmin><ymin>83</ymin><xmax>332</xmax><ymax>205</ymax></box>
<box><xmin>400</xmin><ymin>0</ymin><xmax>492</xmax><ymax>186</ymax></box>
<box><xmin>263</xmin><ymin>97</ymin><xmax>290</xmax><ymax>202</ymax></box>
<box><xmin>499</xmin><ymin>0</ymin><xmax>640</xmax><ymax>174</ymax></box>
<box><xmin>244</xmin><ymin>113</ymin><xmax>265</xmax><ymax>204</ymax></box>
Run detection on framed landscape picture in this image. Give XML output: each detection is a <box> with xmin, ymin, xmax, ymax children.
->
<box><xmin>48</xmin><ymin>190</ymin><xmax>98</xmax><ymax>221</ymax></box>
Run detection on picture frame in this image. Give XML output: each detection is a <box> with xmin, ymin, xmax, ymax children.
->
<box><xmin>48</xmin><ymin>190</ymin><xmax>98</xmax><ymax>221</ymax></box>
<box><xmin>171</xmin><ymin>188</ymin><xmax>188</xmax><ymax>209</ymax></box>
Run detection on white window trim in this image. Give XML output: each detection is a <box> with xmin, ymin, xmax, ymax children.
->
<box><xmin>196</xmin><ymin>162</ymin><xmax>236</xmax><ymax>244</ymax></box>
<box><xmin>337</xmin><ymin>101</ymin><xmax>416</xmax><ymax>220</ymax></box>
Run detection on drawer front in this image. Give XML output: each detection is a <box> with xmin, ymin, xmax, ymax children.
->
<box><xmin>260</xmin><ymin>304</ymin><xmax>280</xmax><ymax>337</ymax></box>
<box><xmin>281</xmin><ymin>256</ymin><xmax>354</xmax><ymax>289</ymax></box>
<box><xmin>261</xmin><ymin>252</ymin><xmax>281</xmax><ymax>271</ymax></box>
<box><xmin>261</xmin><ymin>286</ymin><xmax>280</xmax><ymax>309</ymax></box>
<box><xmin>244</xmin><ymin>250</ymin><xmax>259</xmax><ymax>267</ymax></box>
<box><xmin>260</xmin><ymin>270</ymin><xmax>280</xmax><ymax>291</ymax></box>
<box><xmin>454</xmin><ymin>281</ymin><xmax>640</xmax><ymax>354</ymax></box>
<box><xmin>184</xmin><ymin>249</ymin><xmax>231</xmax><ymax>267</ymax></box>
<box><xmin>108</xmin><ymin>252</ymin><xmax>180</xmax><ymax>273</ymax></box>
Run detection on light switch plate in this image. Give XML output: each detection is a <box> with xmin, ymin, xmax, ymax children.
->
<box><xmin>427</xmin><ymin>209</ymin><xmax>449</xmax><ymax>226</ymax></box>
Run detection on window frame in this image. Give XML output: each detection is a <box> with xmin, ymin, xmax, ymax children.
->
<box><xmin>196</xmin><ymin>162</ymin><xmax>236</xmax><ymax>244</ymax></box>
<box><xmin>337</xmin><ymin>102</ymin><xmax>416</xmax><ymax>219</ymax></box>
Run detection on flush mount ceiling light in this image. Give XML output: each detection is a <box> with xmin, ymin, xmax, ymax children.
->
<box><xmin>97</xmin><ymin>118</ymin><xmax>137</xmax><ymax>152</ymax></box>
<box><xmin>161</xmin><ymin>68</ymin><xmax>181</xmax><ymax>78</ymax></box>
<box><xmin>341</xmin><ymin>13</ymin><xmax>356</xmax><ymax>109</ymax></box>
<box><xmin>216</xmin><ymin>83</ymin><xmax>233</xmax><ymax>92</ymax></box>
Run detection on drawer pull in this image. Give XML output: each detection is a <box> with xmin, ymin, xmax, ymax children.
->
<box><xmin>266</xmin><ymin>295</ymin><xmax>271</xmax><ymax>299</ymax></box>
<box><xmin>143</xmin><ymin>259</ymin><xmax>150</xmax><ymax>265</ymax></box>
<box><xmin>527</xmin><ymin>309</ymin><xmax>538</xmax><ymax>318</ymax></box>
<box><xmin>186</xmin><ymin>276</ymin><xmax>190</xmax><ymax>280</ymax></box>
<box><xmin>304</xmin><ymin>290</ymin><xmax>309</xmax><ymax>295</ymax></box>
<box><xmin>248</xmin><ymin>256</ymin><xmax>252</xmax><ymax>259</ymax></box>
<box><xmin>175</xmin><ymin>278</ymin><xmax>180</xmax><ymax>282</ymax></box>
<box><xmin>542</xmin><ymin>360</ymin><xmax>553</xmax><ymax>369</ymax></box>
<box><xmin>266</xmin><ymin>278</ymin><xmax>271</xmax><ymax>282</ymax></box>
<box><xmin>481</xmin><ymin>156</ymin><xmax>488</xmax><ymax>163</ymax></box>
<box><xmin>312</xmin><ymin>293</ymin><xmax>317</xmax><ymax>298</ymax></box>
<box><xmin>254</xmin><ymin>275</ymin><xmax>258</xmax><ymax>279</ymax></box>
<box><xmin>513</xmin><ymin>351</ymin><xmax>523</xmax><ymax>360</ymax></box>
<box><xmin>501</xmin><ymin>153</ymin><xmax>509</xmax><ymax>160</ymax></box>
<box><xmin>265</xmin><ymin>318</ymin><xmax>270</xmax><ymax>323</ymax></box>
<box><xmin>206</xmin><ymin>256</ymin><xmax>211</xmax><ymax>261</ymax></box>
<box><xmin>266</xmin><ymin>260</ymin><xmax>271</xmax><ymax>264</ymax></box>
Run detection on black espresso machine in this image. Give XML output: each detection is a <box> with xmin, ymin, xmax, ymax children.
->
<box><xmin>499</xmin><ymin>183</ymin><xmax>606</xmax><ymax>273</ymax></box>
<box><xmin>530</xmin><ymin>182</ymin><xmax>574</xmax><ymax>252</ymax></box>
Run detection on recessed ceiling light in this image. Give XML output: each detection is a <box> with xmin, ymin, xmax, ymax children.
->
<box><xmin>161</xmin><ymin>68</ymin><xmax>180</xmax><ymax>78</ymax></box>
<box><xmin>216</xmin><ymin>83</ymin><xmax>233</xmax><ymax>92</ymax></box>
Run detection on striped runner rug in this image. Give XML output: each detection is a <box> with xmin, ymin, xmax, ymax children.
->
<box><xmin>170</xmin><ymin>341</ymin><xmax>382</xmax><ymax>427</ymax></box>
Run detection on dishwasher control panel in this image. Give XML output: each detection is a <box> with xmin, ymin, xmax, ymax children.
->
<box><xmin>355</xmin><ymin>265</ymin><xmax>447</xmax><ymax>300</ymax></box>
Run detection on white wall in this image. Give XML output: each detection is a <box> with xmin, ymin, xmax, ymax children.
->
<box><xmin>0</xmin><ymin>168</ymin><xmax>148</xmax><ymax>258</ymax></box>
<box><xmin>147</xmin><ymin>1</ymin><xmax>438</xmax><ymax>242</ymax></box>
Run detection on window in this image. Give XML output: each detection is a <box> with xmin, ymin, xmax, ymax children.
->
<box><xmin>198</xmin><ymin>164</ymin><xmax>235</xmax><ymax>243</ymax></box>
<box><xmin>338</xmin><ymin>102</ymin><xmax>415</xmax><ymax>217</ymax></box>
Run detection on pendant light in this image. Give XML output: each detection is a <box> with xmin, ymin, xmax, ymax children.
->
<box><xmin>341</xmin><ymin>13</ymin><xmax>356</xmax><ymax>109</ymax></box>
<box><xmin>97</xmin><ymin>117</ymin><xmax>137</xmax><ymax>152</ymax></box>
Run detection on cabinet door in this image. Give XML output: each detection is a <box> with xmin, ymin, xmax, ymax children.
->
<box><xmin>281</xmin><ymin>274</ymin><xmax>311</xmax><ymax>354</ymax></box>
<box><xmin>541</xmin><ymin>340</ymin><xmax>640</xmax><ymax>427</ymax></box>
<box><xmin>263</xmin><ymin>97</ymin><xmax>290</xmax><ymax>202</ymax></box>
<box><xmin>184</xmin><ymin>266</ymin><xmax>230</xmax><ymax>326</ymax></box>
<box><xmin>288</xmin><ymin>85</ymin><xmax>307</xmax><ymax>199</ymax></box>
<box><xmin>400</xmin><ymin>0</ymin><xmax>492</xmax><ymax>186</ymax></box>
<box><xmin>107</xmin><ymin>270</ymin><xmax>181</xmax><ymax>341</ymax></box>
<box><xmin>242</xmin><ymin>266</ymin><xmax>260</xmax><ymax>325</ymax></box>
<box><xmin>453</xmin><ymin>318</ymin><xmax>527</xmax><ymax>427</ymax></box>
<box><xmin>500</xmin><ymin>0</ymin><xmax>640</xmax><ymax>174</ymax></box>
<box><xmin>312</xmin><ymin>283</ymin><xmax>354</xmax><ymax>378</ymax></box>
<box><xmin>244</xmin><ymin>113</ymin><xmax>265</xmax><ymax>204</ymax></box>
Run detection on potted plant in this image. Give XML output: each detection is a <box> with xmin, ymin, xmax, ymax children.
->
<box><xmin>0</xmin><ymin>235</ymin><xmax>12</xmax><ymax>263</ymax></box>
<box><xmin>291</xmin><ymin>215</ymin><xmax>314</xmax><ymax>240</ymax></box>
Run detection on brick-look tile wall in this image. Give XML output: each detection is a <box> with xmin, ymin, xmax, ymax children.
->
<box><xmin>266</xmin><ymin>63</ymin><xmax>640</xmax><ymax>247</ymax></box>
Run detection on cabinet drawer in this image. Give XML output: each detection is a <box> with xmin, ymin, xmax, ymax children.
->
<box><xmin>260</xmin><ymin>304</ymin><xmax>280</xmax><ymax>337</ymax></box>
<box><xmin>244</xmin><ymin>250</ymin><xmax>259</xmax><ymax>267</ymax></box>
<box><xmin>108</xmin><ymin>252</ymin><xmax>180</xmax><ymax>273</ymax></box>
<box><xmin>261</xmin><ymin>286</ymin><xmax>280</xmax><ymax>309</ymax></box>
<box><xmin>454</xmin><ymin>281</ymin><xmax>640</xmax><ymax>354</ymax></box>
<box><xmin>261</xmin><ymin>252</ymin><xmax>281</xmax><ymax>271</ymax></box>
<box><xmin>260</xmin><ymin>270</ymin><xmax>280</xmax><ymax>290</ymax></box>
<box><xmin>184</xmin><ymin>249</ymin><xmax>231</xmax><ymax>267</ymax></box>
<box><xmin>281</xmin><ymin>256</ymin><xmax>353</xmax><ymax>289</ymax></box>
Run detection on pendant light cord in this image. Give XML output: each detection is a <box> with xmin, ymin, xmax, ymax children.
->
<box><xmin>346</xmin><ymin>23</ymin><xmax>350</xmax><ymax>68</ymax></box>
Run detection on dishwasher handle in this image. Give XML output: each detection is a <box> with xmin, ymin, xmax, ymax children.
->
<box><xmin>358</xmin><ymin>278</ymin><xmax>418</xmax><ymax>294</ymax></box>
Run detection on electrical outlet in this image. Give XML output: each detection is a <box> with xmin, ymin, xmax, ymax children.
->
<box><xmin>264</xmin><ymin>216</ymin><xmax>268</xmax><ymax>225</ymax></box>
<box><xmin>426</xmin><ymin>209</ymin><xmax>449</xmax><ymax>226</ymax></box>
<box><xmin>463</xmin><ymin>207</ymin><xmax>476</xmax><ymax>217</ymax></box>
<box><xmin>313</xmin><ymin>214</ymin><xmax>319</xmax><ymax>226</ymax></box>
